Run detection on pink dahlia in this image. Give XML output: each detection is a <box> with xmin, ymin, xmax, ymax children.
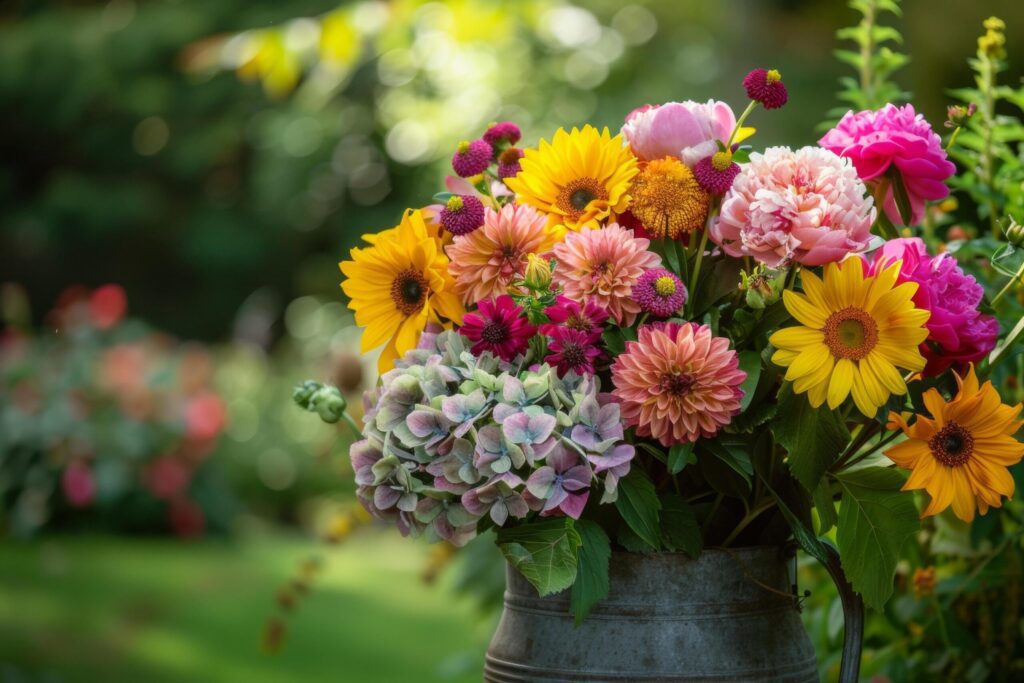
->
<box><xmin>545</xmin><ymin>327</ymin><xmax>603</xmax><ymax>377</ymax></box>
<box><xmin>634</xmin><ymin>268</ymin><xmax>687</xmax><ymax>318</ymax></box>
<box><xmin>819</xmin><ymin>104</ymin><xmax>956</xmax><ymax>225</ymax></box>
<box><xmin>710</xmin><ymin>146</ymin><xmax>876</xmax><ymax>267</ymax></box>
<box><xmin>460</xmin><ymin>296</ymin><xmax>535</xmax><ymax>361</ymax></box>
<box><xmin>552</xmin><ymin>224</ymin><xmax>661</xmax><ymax>326</ymax></box>
<box><xmin>611</xmin><ymin>322</ymin><xmax>746</xmax><ymax>447</ymax></box>
<box><xmin>621</xmin><ymin>100</ymin><xmax>736</xmax><ymax>166</ymax></box>
<box><xmin>446</xmin><ymin>203</ymin><xmax>554</xmax><ymax>304</ymax></box>
<box><xmin>540</xmin><ymin>296</ymin><xmax>609</xmax><ymax>336</ymax></box>
<box><xmin>867</xmin><ymin>238</ymin><xmax>998</xmax><ymax>376</ymax></box>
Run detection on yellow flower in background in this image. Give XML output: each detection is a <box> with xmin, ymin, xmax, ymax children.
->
<box><xmin>340</xmin><ymin>209</ymin><xmax>465</xmax><ymax>373</ymax></box>
<box><xmin>505</xmin><ymin>125</ymin><xmax>638</xmax><ymax>235</ymax></box>
<box><xmin>769</xmin><ymin>259</ymin><xmax>930</xmax><ymax>417</ymax></box>
<box><xmin>886</xmin><ymin>365</ymin><xmax>1024</xmax><ymax>522</ymax></box>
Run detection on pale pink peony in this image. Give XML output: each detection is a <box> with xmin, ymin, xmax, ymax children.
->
<box><xmin>446</xmin><ymin>203</ymin><xmax>554</xmax><ymax>304</ymax></box>
<box><xmin>710</xmin><ymin>146</ymin><xmax>876</xmax><ymax>267</ymax></box>
<box><xmin>611</xmin><ymin>322</ymin><xmax>746</xmax><ymax>447</ymax></box>
<box><xmin>552</xmin><ymin>224</ymin><xmax>661</xmax><ymax>326</ymax></box>
<box><xmin>819</xmin><ymin>104</ymin><xmax>955</xmax><ymax>225</ymax></box>
<box><xmin>621</xmin><ymin>100</ymin><xmax>736</xmax><ymax>166</ymax></box>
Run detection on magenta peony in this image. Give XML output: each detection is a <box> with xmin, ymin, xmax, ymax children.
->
<box><xmin>819</xmin><ymin>104</ymin><xmax>956</xmax><ymax>225</ymax></box>
<box><xmin>621</xmin><ymin>100</ymin><xmax>736</xmax><ymax>166</ymax></box>
<box><xmin>867</xmin><ymin>238</ymin><xmax>998</xmax><ymax>376</ymax></box>
<box><xmin>710</xmin><ymin>146</ymin><xmax>876</xmax><ymax>267</ymax></box>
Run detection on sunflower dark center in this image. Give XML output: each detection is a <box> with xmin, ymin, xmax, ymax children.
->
<box><xmin>823</xmin><ymin>307</ymin><xmax>878</xmax><ymax>361</ymax></box>
<box><xmin>481</xmin><ymin>321</ymin><xmax>509</xmax><ymax>344</ymax></box>
<box><xmin>556</xmin><ymin>177</ymin><xmax>608</xmax><ymax>219</ymax></box>
<box><xmin>929</xmin><ymin>421</ymin><xmax>974</xmax><ymax>468</ymax></box>
<box><xmin>390</xmin><ymin>269</ymin><xmax>429</xmax><ymax>316</ymax></box>
<box><xmin>660</xmin><ymin>372</ymin><xmax>696</xmax><ymax>397</ymax></box>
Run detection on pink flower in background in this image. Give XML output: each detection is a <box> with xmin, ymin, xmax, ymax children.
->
<box><xmin>144</xmin><ymin>456</ymin><xmax>191</xmax><ymax>500</ymax></box>
<box><xmin>867</xmin><ymin>238</ymin><xmax>998</xmax><ymax>376</ymax></box>
<box><xmin>819</xmin><ymin>104</ymin><xmax>955</xmax><ymax>225</ymax></box>
<box><xmin>186</xmin><ymin>391</ymin><xmax>227</xmax><ymax>441</ymax></box>
<box><xmin>711</xmin><ymin>146</ymin><xmax>875</xmax><ymax>266</ymax></box>
<box><xmin>621</xmin><ymin>100</ymin><xmax>736</xmax><ymax>166</ymax></box>
<box><xmin>62</xmin><ymin>461</ymin><xmax>96</xmax><ymax>507</ymax></box>
<box><xmin>611</xmin><ymin>322</ymin><xmax>746</xmax><ymax>447</ymax></box>
<box><xmin>89</xmin><ymin>284</ymin><xmax>127</xmax><ymax>329</ymax></box>
<box><xmin>552</xmin><ymin>224</ymin><xmax>661</xmax><ymax>325</ymax></box>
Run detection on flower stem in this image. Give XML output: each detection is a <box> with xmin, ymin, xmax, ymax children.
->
<box><xmin>978</xmin><ymin>55</ymin><xmax>1000</xmax><ymax>239</ymax></box>
<box><xmin>342</xmin><ymin>413</ymin><xmax>363</xmax><ymax>440</ymax></box>
<box><xmin>944</xmin><ymin>126</ymin><xmax>963</xmax><ymax>152</ymax></box>
<box><xmin>687</xmin><ymin>228</ymin><xmax>711</xmax><ymax>315</ymax></box>
<box><xmin>991</xmin><ymin>259</ymin><xmax>1024</xmax><ymax>306</ymax></box>
<box><xmin>726</xmin><ymin>101</ymin><xmax>758</xmax><ymax>149</ymax></box>
<box><xmin>721</xmin><ymin>499</ymin><xmax>774</xmax><ymax>547</ymax></box>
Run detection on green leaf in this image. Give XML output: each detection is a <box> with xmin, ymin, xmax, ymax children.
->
<box><xmin>758</xmin><ymin>474</ymin><xmax>829</xmax><ymax>566</ymax></box>
<box><xmin>614</xmin><ymin>469</ymin><xmax>662</xmax><ymax>550</ymax></box>
<box><xmin>835</xmin><ymin>467</ymin><xmax>920</xmax><ymax>610</ymax></box>
<box><xmin>699</xmin><ymin>437</ymin><xmax>754</xmax><ymax>483</ymax></box>
<box><xmin>813</xmin><ymin>480</ymin><xmax>838</xmax><ymax>535</ymax></box>
<box><xmin>737</xmin><ymin>351</ymin><xmax>762</xmax><ymax>411</ymax></box>
<box><xmin>659</xmin><ymin>493</ymin><xmax>702</xmax><ymax>558</ymax></box>
<box><xmin>601</xmin><ymin>327</ymin><xmax>626</xmax><ymax>356</ymax></box>
<box><xmin>570</xmin><ymin>520</ymin><xmax>611</xmax><ymax>626</ymax></box>
<box><xmin>772</xmin><ymin>384</ymin><xmax>850</xmax><ymax>493</ymax></box>
<box><xmin>432</xmin><ymin>192</ymin><xmax>454</xmax><ymax>203</ymax></box>
<box><xmin>886</xmin><ymin>166</ymin><xmax>914</xmax><ymax>225</ymax></box>
<box><xmin>617</xmin><ymin>523</ymin><xmax>656</xmax><ymax>553</ymax></box>
<box><xmin>497</xmin><ymin>518</ymin><xmax>582</xmax><ymax>597</ymax></box>
<box><xmin>667</xmin><ymin>442</ymin><xmax>696</xmax><ymax>475</ymax></box>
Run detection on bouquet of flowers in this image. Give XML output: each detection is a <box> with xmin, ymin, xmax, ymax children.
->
<box><xmin>0</xmin><ymin>284</ymin><xmax>230</xmax><ymax>537</ymax></box>
<box><xmin>298</xmin><ymin>66</ymin><xmax>1024</xmax><ymax>621</ymax></box>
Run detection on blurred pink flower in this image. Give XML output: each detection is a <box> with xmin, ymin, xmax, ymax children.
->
<box><xmin>185</xmin><ymin>391</ymin><xmax>227</xmax><ymax>441</ymax></box>
<box><xmin>711</xmin><ymin>146</ymin><xmax>875</xmax><ymax>266</ymax></box>
<box><xmin>62</xmin><ymin>461</ymin><xmax>96</xmax><ymax>507</ymax></box>
<box><xmin>89</xmin><ymin>284</ymin><xmax>127</xmax><ymax>329</ymax></box>
<box><xmin>144</xmin><ymin>456</ymin><xmax>191</xmax><ymax>500</ymax></box>
<box><xmin>867</xmin><ymin>238</ymin><xmax>998</xmax><ymax>376</ymax></box>
<box><xmin>169</xmin><ymin>498</ymin><xmax>205</xmax><ymax>538</ymax></box>
<box><xmin>819</xmin><ymin>104</ymin><xmax>955</xmax><ymax>225</ymax></box>
<box><xmin>621</xmin><ymin>100</ymin><xmax>736</xmax><ymax>166</ymax></box>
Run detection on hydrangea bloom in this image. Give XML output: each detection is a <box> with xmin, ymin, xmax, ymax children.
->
<box><xmin>552</xmin><ymin>223</ymin><xmax>662</xmax><ymax>325</ymax></box>
<box><xmin>867</xmin><ymin>238</ymin><xmax>998</xmax><ymax>375</ymax></box>
<box><xmin>819</xmin><ymin>104</ymin><xmax>955</xmax><ymax>225</ymax></box>
<box><xmin>621</xmin><ymin>100</ymin><xmax>736</xmax><ymax>166</ymax></box>
<box><xmin>351</xmin><ymin>331</ymin><xmax>634</xmax><ymax>545</ymax></box>
<box><xmin>710</xmin><ymin>146</ymin><xmax>876</xmax><ymax>267</ymax></box>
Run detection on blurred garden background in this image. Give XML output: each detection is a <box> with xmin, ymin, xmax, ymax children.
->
<box><xmin>3</xmin><ymin>1</ymin><xmax>1024</xmax><ymax>681</ymax></box>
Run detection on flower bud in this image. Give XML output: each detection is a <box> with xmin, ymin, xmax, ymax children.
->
<box><xmin>1006</xmin><ymin>218</ymin><xmax>1024</xmax><ymax>246</ymax></box>
<box><xmin>741</xmin><ymin>266</ymin><xmax>786</xmax><ymax>309</ymax></box>
<box><xmin>312</xmin><ymin>386</ymin><xmax>347</xmax><ymax>424</ymax></box>
<box><xmin>944</xmin><ymin>103</ymin><xmax>977</xmax><ymax>129</ymax></box>
<box><xmin>523</xmin><ymin>253</ymin><xmax>553</xmax><ymax>291</ymax></box>
<box><xmin>292</xmin><ymin>380</ymin><xmax>322</xmax><ymax>410</ymax></box>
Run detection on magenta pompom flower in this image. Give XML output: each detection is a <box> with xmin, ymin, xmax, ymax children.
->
<box><xmin>635</xmin><ymin>269</ymin><xmax>687</xmax><ymax>318</ymax></box>
<box><xmin>439</xmin><ymin>195</ymin><xmax>485</xmax><ymax>236</ymax></box>
<box><xmin>497</xmin><ymin>147</ymin><xmax>525</xmax><ymax>179</ymax></box>
<box><xmin>611</xmin><ymin>322</ymin><xmax>746</xmax><ymax>447</ymax></box>
<box><xmin>545</xmin><ymin>327</ymin><xmax>603</xmax><ymax>377</ymax></box>
<box><xmin>743</xmin><ymin>68</ymin><xmax>788</xmax><ymax>110</ymax></box>
<box><xmin>452</xmin><ymin>139</ymin><xmax>493</xmax><ymax>178</ymax></box>
<box><xmin>459</xmin><ymin>295</ymin><xmax>536</xmax><ymax>361</ymax></box>
<box><xmin>693</xmin><ymin>151</ymin><xmax>741</xmax><ymax>195</ymax></box>
<box><xmin>866</xmin><ymin>238</ymin><xmax>998</xmax><ymax>376</ymax></box>
<box><xmin>819</xmin><ymin>104</ymin><xmax>956</xmax><ymax>225</ymax></box>
<box><xmin>484</xmin><ymin>121</ymin><xmax>522</xmax><ymax>148</ymax></box>
<box><xmin>541</xmin><ymin>296</ymin><xmax>610</xmax><ymax>336</ymax></box>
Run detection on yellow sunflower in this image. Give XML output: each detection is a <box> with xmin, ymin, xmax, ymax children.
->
<box><xmin>886</xmin><ymin>365</ymin><xmax>1024</xmax><ymax>522</ymax></box>
<box><xmin>505</xmin><ymin>125</ymin><xmax>638</xmax><ymax>235</ymax></box>
<box><xmin>340</xmin><ymin>208</ymin><xmax>465</xmax><ymax>374</ymax></box>
<box><xmin>769</xmin><ymin>259</ymin><xmax>930</xmax><ymax>417</ymax></box>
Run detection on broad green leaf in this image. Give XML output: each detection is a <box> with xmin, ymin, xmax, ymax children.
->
<box><xmin>813</xmin><ymin>480</ymin><xmax>838</xmax><ymax>535</ymax></box>
<box><xmin>737</xmin><ymin>351</ymin><xmax>762</xmax><ymax>411</ymax></box>
<box><xmin>570</xmin><ymin>519</ymin><xmax>611</xmax><ymax>626</ymax></box>
<box><xmin>614</xmin><ymin>469</ymin><xmax>662</xmax><ymax>550</ymax></box>
<box><xmin>497</xmin><ymin>518</ymin><xmax>582</xmax><ymax>597</ymax></box>
<box><xmin>772</xmin><ymin>385</ymin><xmax>851</xmax><ymax>493</ymax></box>
<box><xmin>659</xmin><ymin>493</ymin><xmax>702</xmax><ymax>558</ymax></box>
<box><xmin>758</xmin><ymin>474</ymin><xmax>829</xmax><ymax>566</ymax></box>
<box><xmin>835</xmin><ymin>467</ymin><xmax>920</xmax><ymax>610</ymax></box>
<box><xmin>699</xmin><ymin>437</ymin><xmax>753</xmax><ymax>485</ymax></box>
<box><xmin>667</xmin><ymin>442</ymin><xmax>696</xmax><ymax>475</ymax></box>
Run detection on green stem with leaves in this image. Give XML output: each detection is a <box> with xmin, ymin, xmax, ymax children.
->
<box><xmin>978</xmin><ymin>54</ymin><xmax>1000</xmax><ymax>239</ymax></box>
<box><xmin>991</xmin><ymin>259</ymin><xmax>1024</xmax><ymax>306</ymax></box>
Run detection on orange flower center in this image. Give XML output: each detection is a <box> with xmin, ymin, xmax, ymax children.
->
<box><xmin>556</xmin><ymin>177</ymin><xmax>607</xmax><ymax>219</ymax></box>
<box><xmin>822</xmin><ymin>307</ymin><xmax>878</xmax><ymax>360</ymax></box>
<box><xmin>390</xmin><ymin>269</ymin><xmax>428</xmax><ymax>316</ymax></box>
<box><xmin>928</xmin><ymin>422</ymin><xmax>974</xmax><ymax>467</ymax></box>
<box><xmin>629</xmin><ymin>158</ymin><xmax>709</xmax><ymax>239</ymax></box>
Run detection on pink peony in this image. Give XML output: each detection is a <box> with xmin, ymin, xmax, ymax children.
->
<box><xmin>867</xmin><ymin>238</ymin><xmax>998</xmax><ymax>376</ymax></box>
<box><xmin>711</xmin><ymin>146</ymin><xmax>876</xmax><ymax>267</ymax></box>
<box><xmin>819</xmin><ymin>104</ymin><xmax>955</xmax><ymax>225</ymax></box>
<box><xmin>552</xmin><ymin>224</ymin><xmax>662</xmax><ymax>326</ymax></box>
<box><xmin>611</xmin><ymin>322</ymin><xmax>746</xmax><ymax>447</ymax></box>
<box><xmin>621</xmin><ymin>100</ymin><xmax>736</xmax><ymax>166</ymax></box>
<box><xmin>62</xmin><ymin>461</ymin><xmax>96</xmax><ymax>507</ymax></box>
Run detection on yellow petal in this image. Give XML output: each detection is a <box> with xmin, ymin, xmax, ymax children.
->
<box><xmin>769</xmin><ymin>326</ymin><xmax>825</xmax><ymax>350</ymax></box>
<box><xmin>827</xmin><ymin>358</ymin><xmax>854</xmax><ymax>409</ymax></box>
<box><xmin>782</xmin><ymin>290</ymin><xmax>827</xmax><ymax>328</ymax></box>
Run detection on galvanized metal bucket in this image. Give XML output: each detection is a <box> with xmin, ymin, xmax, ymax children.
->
<box><xmin>485</xmin><ymin>545</ymin><xmax>862</xmax><ymax>682</ymax></box>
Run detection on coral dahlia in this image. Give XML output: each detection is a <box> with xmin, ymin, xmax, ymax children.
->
<box><xmin>611</xmin><ymin>322</ymin><xmax>746</xmax><ymax>447</ymax></box>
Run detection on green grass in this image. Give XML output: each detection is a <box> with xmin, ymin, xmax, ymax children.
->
<box><xmin>0</xmin><ymin>530</ymin><xmax>491</xmax><ymax>683</ymax></box>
